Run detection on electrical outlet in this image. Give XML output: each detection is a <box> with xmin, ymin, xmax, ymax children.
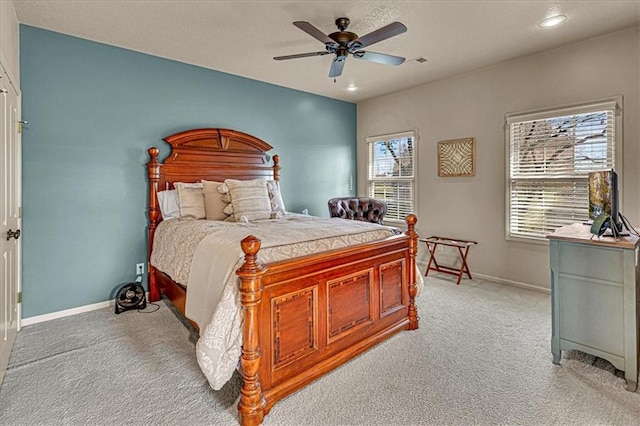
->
<box><xmin>136</xmin><ymin>263</ymin><xmax>144</xmax><ymax>275</ymax></box>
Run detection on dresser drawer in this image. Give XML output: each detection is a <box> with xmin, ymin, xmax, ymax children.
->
<box><xmin>558</xmin><ymin>243</ymin><xmax>623</xmax><ymax>283</ymax></box>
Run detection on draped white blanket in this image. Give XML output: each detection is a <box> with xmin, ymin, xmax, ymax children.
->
<box><xmin>150</xmin><ymin>214</ymin><xmax>421</xmax><ymax>389</ymax></box>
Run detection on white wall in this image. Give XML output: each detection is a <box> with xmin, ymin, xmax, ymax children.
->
<box><xmin>358</xmin><ymin>27</ymin><xmax>640</xmax><ymax>291</ymax></box>
<box><xmin>0</xmin><ymin>0</ymin><xmax>20</xmax><ymax>86</ymax></box>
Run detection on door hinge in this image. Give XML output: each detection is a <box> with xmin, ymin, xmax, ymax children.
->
<box><xmin>17</xmin><ymin>120</ymin><xmax>28</xmax><ymax>134</ymax></box>
<box><xmin>18</xmin><ymin>206</ymin><xmax>21</xmax><ymax>218</ymax></box>
<box><xmin>17</xmin><ymin>292</ymin><xmax>22</xmax><ymax>303</ymax></box>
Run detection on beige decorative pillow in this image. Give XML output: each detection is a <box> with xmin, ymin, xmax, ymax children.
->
<box><xmin>225</xmin><ymin>179</ymin><xmax>272</xmax><ymax>222</ymax></box>
<box><xmin>175</xmin><ymin>182</ymin><xmax>205</xmax><ymax>219</ymax></box>
<box><xmin>202</xmin><ymin>180</ymin><xmax>229</xmax><ymax>221</ymax></box>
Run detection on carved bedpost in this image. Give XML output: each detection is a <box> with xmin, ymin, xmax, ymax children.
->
<box><xmin>146</xmin><ymin>147</ymin><xmax>161</xmax><ymax>302</ymax></box>
<box><xmin>405</xmin><ymin>214</ymin><xmax>419</xmax><ymax>330</ymax></box>
<box><xmin>272</xmin><ymin>154</ymin><xmax>280</xmax><ymax>182</ymax></box>
<box><xmin>237</xmin><ymin>236</ymin><xmax>267</xmax><ymax>426</ymax></box>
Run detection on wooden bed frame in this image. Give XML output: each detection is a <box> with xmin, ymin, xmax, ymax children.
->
<box><xmin>146</xmin><ymin>128</ymin><xmax>419</xmax><ymax>425</ymax></box>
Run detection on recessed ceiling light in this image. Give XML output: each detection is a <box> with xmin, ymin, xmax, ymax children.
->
<box><xmin>539</xmin><ymin>15</ymin><xmax>567</xmax><ymax>28</ymax></box>
<box><xmin>347</xmin><ymin>85</ymin><xmax>358</xmax><ymax>92</ymax></box>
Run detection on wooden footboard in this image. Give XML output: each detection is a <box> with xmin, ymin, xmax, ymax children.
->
<box><xmin>236</xmin><ymin>215</ymin><xmax>419</xmax><ymax>426</ymax></box>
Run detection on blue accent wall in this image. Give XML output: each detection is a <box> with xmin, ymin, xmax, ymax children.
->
<box><xmin>20</xmin><ymin>25</ymin><xmax>356</xmax><ymax>318</ymax></box>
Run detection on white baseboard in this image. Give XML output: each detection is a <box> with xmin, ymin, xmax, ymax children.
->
<box><xmin>21</xmin><ymin>291</ymin><xmax>152</xmax><ymax>327</ymax></box>
<box><xmin>417</xmin><ymin>260</ymin><xmax>550</xmax><ymax>295</ymax></box>
<box><xmin>22</xmin><ymin>299</ymin><xmax>114</xmax><ymax>326</ymax></box>
<box><xmin>472</xmin><ymin>273</ymin><xmax>550</xmax><ymax>294</ymax></box>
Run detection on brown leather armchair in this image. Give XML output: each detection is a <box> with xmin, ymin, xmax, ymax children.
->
<box><xmin>328</xmin><ymin>197</ymin><xmax>387</xmax><ymax>225</ymax></box>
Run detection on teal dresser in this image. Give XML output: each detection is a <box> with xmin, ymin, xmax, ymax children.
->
<box><xmin>548</xmin><ymin>223</ymin><xmax>639</xmax><ymax>391</ymax></box>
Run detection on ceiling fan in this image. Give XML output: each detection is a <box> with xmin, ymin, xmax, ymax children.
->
<box><xmin>274</xmin><ymin>17</ymin><xmax>407</xmax><ymax>78</ymax></box>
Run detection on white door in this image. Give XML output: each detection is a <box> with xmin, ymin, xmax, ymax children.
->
<box><xmin>0</xmin><ymin>64</ymin><xmax>21</xmax><ymax>383</ymax></box>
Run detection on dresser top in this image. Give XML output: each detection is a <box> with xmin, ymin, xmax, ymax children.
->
<box><xmin>547</xmin><ymin>223</ymin><xmax>640</xmax><ymax>249</ymax></box>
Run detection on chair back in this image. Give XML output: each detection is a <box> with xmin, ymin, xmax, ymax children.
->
<box><xmin>328</xmin><ymin>197</ymin><xmax>387</xmax><ymax>225</ymax></box>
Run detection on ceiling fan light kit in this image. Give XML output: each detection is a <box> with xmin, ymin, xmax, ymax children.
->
<box><xmin>274</xmin><ymin>17</ymin><xmax>407</xmax><ymax>78</ymax></box>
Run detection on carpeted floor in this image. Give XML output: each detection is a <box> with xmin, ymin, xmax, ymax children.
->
<box><xmin>2</xmin><ymin>274</ymin><xmax>640</xmax><ymax>425</ymax></box>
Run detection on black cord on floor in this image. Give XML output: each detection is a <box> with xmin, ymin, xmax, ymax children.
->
<box><xmin>138</xmin><ymin>301</ymin><xmax>161</xmax><ymax>313</ymax></box>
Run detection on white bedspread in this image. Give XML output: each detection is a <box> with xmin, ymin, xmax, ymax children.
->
<box><xmin>151</xmin><ymin>214</ymin><xmax>421</xmax><ymax>389</ymax></box>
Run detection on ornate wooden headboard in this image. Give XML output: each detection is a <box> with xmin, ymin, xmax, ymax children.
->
<box><xmin>147</xmin><ymin>127</ymin><xmax>279</xmax><ymax>223</ymax></box>
<box><xmin>148</xmin><ymin>128</ymin><xmax>278</xmax><ymax>188</ymax></box>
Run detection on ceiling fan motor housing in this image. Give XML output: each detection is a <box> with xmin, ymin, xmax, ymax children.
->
<box><xmin>329</xmin><ymin>30</ymin><xmax>358</xmax><ymax>45</ymax></box>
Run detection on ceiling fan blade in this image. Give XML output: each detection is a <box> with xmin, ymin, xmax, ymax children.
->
<box><xmin>293</xmin><ymin>21</ymin><xmax>337</xmax><ymax>46</ymax></box>
<box><xmin>329</xmin><ymin>57</ymin><xmax>346</xmax><ymax>78</ymax></box>
<box><xmin>352</xmin><ymin>51</ymin><xmax>405</xmax><ymax>66</ymax></box>
<box><xmin>349</xmin><ymin>22</ymin><xmax>407</xmax><ymax>50</ymax></box>
<box><xmin>274</xmin><ymin>51</ymin><xmax>331</xmax><ymax>61</ymax></box>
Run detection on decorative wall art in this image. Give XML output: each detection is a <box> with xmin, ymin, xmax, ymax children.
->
<box><xmin>437</xmin><ymin>137</ymin><xmax>476</xmax><ymax>177</ymax></box>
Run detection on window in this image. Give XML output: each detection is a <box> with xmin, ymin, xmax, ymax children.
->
<box><xmin>367</xmin><ymin>131</ymin><xmax>417</xmax><ymax>223</ymax></box>
<box><xmin>506</xmin><ymin>98</ymin><xmax>621</xmax><ymax>241</ymax></box>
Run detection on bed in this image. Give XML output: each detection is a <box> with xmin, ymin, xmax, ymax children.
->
<box><xmin>146</xmin><ymin>128</ymin><xmax>420</xmax><ymax>425</ymax></box>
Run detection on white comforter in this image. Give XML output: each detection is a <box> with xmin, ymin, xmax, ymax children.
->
<box><xmin>150</xmin><ymin>214</ymin><xmax>420</xmax><ymax>389</ymax></box>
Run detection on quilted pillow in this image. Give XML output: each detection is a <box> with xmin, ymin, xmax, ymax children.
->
<box><xmin>225</xmin><ymin>179</ymin><xmax>272</xmax><ymax>222</ymax></box>
<box><xmin>201</xmin><ymin>180</ymin><xmax>229</xmax><ymax>221</ymax></box>
<box><xmin>175</xmin><ymin>182</ymin><xmax>205</xmax><ymax>219</ymax></box>
<box><xmin>267</xmin><ymin>180</ymin><xmax>287</xmax><ymax>214</ymax></box>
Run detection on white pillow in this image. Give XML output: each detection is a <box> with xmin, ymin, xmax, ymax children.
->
<box><xmin>175</xmin><ymin>182</ymin><xmax>205</xmax><ymax>219</ymax></box>
<box><xmin>157</xmin><ymin>189</ymin><xmax>180</xmax><ymax>220</ymax></box>
<box><xmin>267</xmin><ymin>180</ymin><xmax>287</xmax><ymax>214</ymax></box>
<box><xmin>225</xmin><ymin>179</ymin><xmax>272</xmax><ymax>222</ymax></box>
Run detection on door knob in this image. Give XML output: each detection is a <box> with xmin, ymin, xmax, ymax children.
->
<box><xmin>6</xmin><ymin>229</ymin><xmax>20</xmax><ymax>241</ymax></box>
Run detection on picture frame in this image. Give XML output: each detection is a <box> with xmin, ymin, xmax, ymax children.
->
<box><xmin>437</xmin><ymin>137</ymin><xmax>476</xmax><ymax>177</ymax></box>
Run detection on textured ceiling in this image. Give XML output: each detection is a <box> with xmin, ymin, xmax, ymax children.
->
<box><xmin>14</xmin><ymin>1</ymin><xmax>640</xmax><ymax>102</ymax></box>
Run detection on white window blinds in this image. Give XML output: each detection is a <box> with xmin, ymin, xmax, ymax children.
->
<box><xmin>506</xmin><ymin>99</ymin><xmax>619</xmax><ymax>241</ymax></box>
<box><xmin>367</xmin><ymin>131</ymin><xmax>416</xmax><ymax>222</ymax></box>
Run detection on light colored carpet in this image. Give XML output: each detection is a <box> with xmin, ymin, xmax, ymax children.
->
<box><xmin>1</xmin><ymin>274</ymin><xmax>640</xmax><ymax>425</ymax></box>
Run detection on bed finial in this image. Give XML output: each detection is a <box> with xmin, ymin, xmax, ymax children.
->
<box><xmin>272</xmin><ymin>154</ymin><xmax>280</xmax><ymax>181</ymax></box>
<box><xmin>148</xmin><ymin>147</ymin><xmax>159</xmax><ymax>161</ymax></box>
<box><xmin>237</xmin><ymin>235</ymin><xmax>267</xmax><ymax>426</ymax></box>
<box><xmin>405</xmin><ymin>214</ymin><xmax>419</xmax><ymax>330</ymax></box>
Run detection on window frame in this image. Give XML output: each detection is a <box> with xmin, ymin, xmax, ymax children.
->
<box><xmin>366</xmin><ymin>130</ymin><xmax>418</xmax><ymax>225</ymax></box>
<box><xmin>504</xmin><ymin>96</ymin><xmax>623</xmax><ymax>244</ymax></box>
